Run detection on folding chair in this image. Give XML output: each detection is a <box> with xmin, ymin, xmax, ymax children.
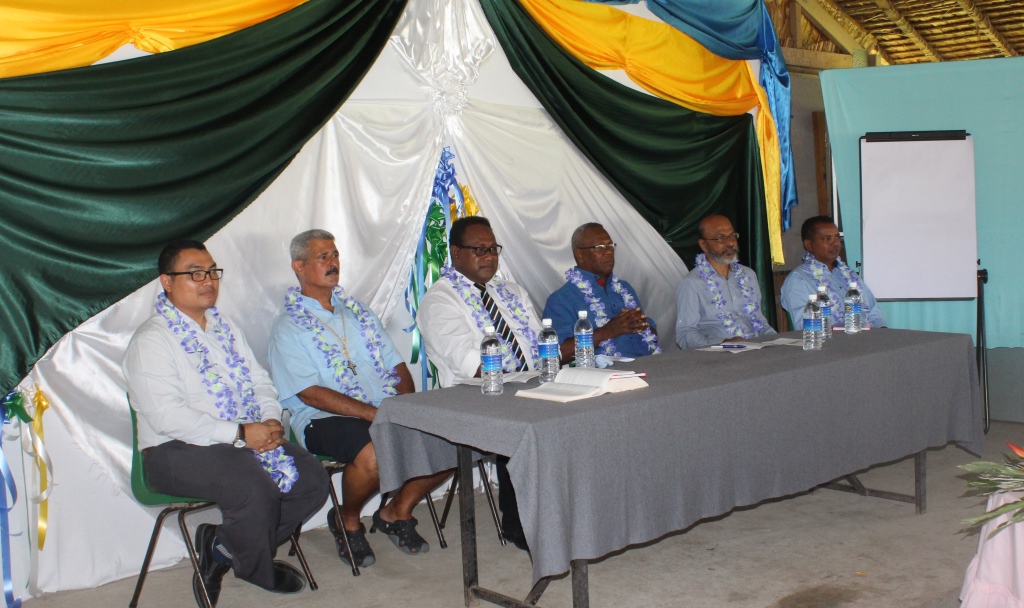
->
<box><xmin>128</xmin><ymin>407</ymin><xmax>317</xmax><ymax>608</ymax></box>
<box><xmin>437</xmin><ymin>458</ymin><xmax>506</xmax><ymax>546</ymax></box>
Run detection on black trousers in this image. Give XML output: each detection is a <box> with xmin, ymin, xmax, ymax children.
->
<box><xmin>144</xmin><ymin>441</ymin><xmax>329</xmax><ymax>589</ymax></box>
<box><xmin>495</xmin><ymin>455</ymin><xmax>524</xmax><ymax>540</ymax></box>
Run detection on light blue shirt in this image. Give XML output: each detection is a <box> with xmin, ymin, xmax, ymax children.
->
<box><xmin>267</xmin><ymin>293</ymin><xmax>403</xmax><ymax>448</ymax></box>
<box><xmin>675</xmin><ymin>264</ymin><xmax>775</xmax><ymax>349</ymax></box>
<box><xmin>780</xmin><ymin>256</ymin><xmax>885</xmax><ymax>329</ymax></box>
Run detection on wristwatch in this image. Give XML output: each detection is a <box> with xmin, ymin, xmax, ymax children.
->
<box><xmin>233</xmin><ymin>423</ymin><xmax>246</xmax><ymax>448</ymax></box>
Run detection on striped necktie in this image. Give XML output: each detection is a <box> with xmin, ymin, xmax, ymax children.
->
<box><xmin>475</xmin><ymin>283</ymin><xmax>527</xmax><ymax>371</ymax></box>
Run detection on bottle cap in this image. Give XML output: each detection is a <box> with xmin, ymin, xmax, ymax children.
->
<box><xmin>578</xmin><ymin>311</ymin><xmax>587</xmax><ymax>319</ymax></box>
<box><xmin>542</xmin><ymin>318</ymin><xmax>552</xmax><ymax>327</ymax></box>
<box><xmin>484</xmin><ymin>324</ymin><xmax>496</xmax><ymax>334</ymax></box>
<box><xmin>808</xmin><ymin>294</ymin><xmax>817</xmax><ymax>302</ymax></box>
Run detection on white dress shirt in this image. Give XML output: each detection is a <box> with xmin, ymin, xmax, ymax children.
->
<box><xmin>418</xmin><ymin>272</ymin><xmax>543</xmax><ymax>388</ymax></box>
<box><xmin>123</xmin><ymin>310</ymin><xmax>283</xmax><ymax>450</ymax></box>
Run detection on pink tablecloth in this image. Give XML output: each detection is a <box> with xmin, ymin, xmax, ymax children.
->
<box><xmin>962</xmin><ymin>492</ymin><xmax>1024</xmax><ymax>608</ymax></box>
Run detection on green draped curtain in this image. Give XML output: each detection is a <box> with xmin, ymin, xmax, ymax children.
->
<box><xmin>0</xmin><ymin>0</ymin><xmax>407</xmax><ymax>393</ymax></box>
<box><xmin>479</xmin><ymin>0</ymin><xmax>775</xmax><ymax>328</ymax></box>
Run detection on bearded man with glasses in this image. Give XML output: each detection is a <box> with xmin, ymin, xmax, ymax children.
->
<box><xmin>780</xmin><ymin>216</ymin><xmax>885</xmax><ymax>330</ymax></box>
<box><xmin>544</xmin><ymin>222</ymin><xmax>660</xmax><ymax>360</ymax></box>
<box><xmin>418</xmin><ymin>215</ymin><xmax>544</xmax><ymax>551</ymax></box>
<box><xmin>675</xmin><ymin>215</ymin><xmax>776</xmax><ymax>349</ymax></box>
<box><xmin>123</xmin><ymin>240</ymin><xmax>329</xmax><ymax>607</ymax></box>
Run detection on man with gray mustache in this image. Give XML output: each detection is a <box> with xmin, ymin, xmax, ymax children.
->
<box><xmin>267</xmin><ymin>230</ymin><xmax>450</xmax><ymax>569</ymax></box>
<box><xmin>674</xmin><ymin>215</ymin><xmax>776</xmax><ymax>349</ymax></box>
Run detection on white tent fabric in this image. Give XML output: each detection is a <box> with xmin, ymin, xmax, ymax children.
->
<box><xmin>7</xmin><ymin>0</ymin><xmax>689</xmax><ymax>596</ymax></box>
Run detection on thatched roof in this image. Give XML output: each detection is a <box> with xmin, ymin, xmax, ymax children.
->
<box><xmin>769</xmin><ymin>0</ymin><xmax>1022</xmax><ymax>71</ymax></box>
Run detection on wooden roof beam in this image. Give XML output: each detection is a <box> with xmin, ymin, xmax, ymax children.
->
<box><xmin>953</xmin><ymin>0</ymin><xmax>1018</xmax><ymax>57</ymax></box>
<box><xmin>795</xmin><ymin>0</ymin><xmax>893</xmax><ymax>65</ymax></box>
<box><xmin>873</xmin><ymin>0</ymin><xmax>944</xmax><ymax>61</ymax></box>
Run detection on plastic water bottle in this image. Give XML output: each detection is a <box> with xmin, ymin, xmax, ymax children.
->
<box><xmin>816</xmin><ymin>284</ymin><xmax>833</xmax><ymax>340</ymax></box>
<box><xmin>802</xmin><ymin>294</ymin><xmax>823</xmax><ymax>351</ymax></box>
<box><xmin>574</xmin><ymin>311</ymin><xmax>595</xmax><ymax>368</ymax></box>
<box><xmin>480</xmin><ymin>325</ymin><xmax>503</xmax><ymax>395</ymax></box>
<box><xmin>538</xmin><ymin>319</ymin><xmax>560</xmax><ymax>383</ymax></box>
<box><xmin>844</xmin><ymin>281</ymin><xmax>863</xmax><ymax>334</ymax></box>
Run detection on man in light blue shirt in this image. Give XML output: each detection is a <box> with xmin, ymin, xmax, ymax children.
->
<box><xmin>675</xmin><ymin>215</ymin><xmax>775</xmax><ymax>348</ymax></box>
<box><xmin>780</xmin><ymin>216</ymin><xmax>885</xmax><ymax>329</ymax></box>
<box><xmin>268</xmin><ymin>230</ymin><xmax>450</xmax><ymax>570</ymax></box>
<box><xmin>543</xmin><ymin>223</ymin><xmax>660</xmax><ymax>359</ymax></box>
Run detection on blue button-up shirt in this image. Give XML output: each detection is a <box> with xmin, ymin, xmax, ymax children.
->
<box><xmin>267</xmin><ymin>293</ymin><xmax>403</xmax><ymax>448</ymax></box>
<box><xmin>780</xmin><ymin>257</ymin><xmax>885</xmax><ymax>329</ymax></box>
<box><xmin>674</xmin><ymin>264</ymin><xmax>776</xmax><ymax>349</ymax></box>
<box><xmin>542</xmin><ymin>267</ymin><xmax>658</xmax><ymax>358</ymax></box>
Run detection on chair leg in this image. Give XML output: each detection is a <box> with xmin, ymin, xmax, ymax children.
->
<box><xmin>288</xmin><ymin>525</ymin><xmax>300</xmax><ymax>557</ymax></box>
<box><xmin>288</xmin><ymin>532</ymin><xmax>318</xmax><ymax>591</ymax></box>
<box><xmin>478</xmin><ymin>460</ymin><xmax>506</xmax><ymax>546</ymax></box>
<box><xmin>129</xmin><ymin>506</ymin><xmax>176</xmax><ymax>608</ymax></box>
<box><xmin>327</xmin><ymin>480</ymin><xmax>359</xmax><ymax>577</ymax></box>
<box><xmin>424</xmin><ymin>491</ymin><xmax>447</xmax><ymax>549</ymax></box>
<box><xmin>439</xmin><ymin>474</ymin><xmax>458</xmax><ymax>529</ymax></box>
<box><xmin>177</xmin><ymin>507</ymin><xmax>213</xmax><ymax>608</ymax></box>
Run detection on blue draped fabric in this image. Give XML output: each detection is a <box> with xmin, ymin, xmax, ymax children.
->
<box><xmin>589</xmin><ymin>0</ymin><xmax>796</xmax><ymax>231</ymax></box>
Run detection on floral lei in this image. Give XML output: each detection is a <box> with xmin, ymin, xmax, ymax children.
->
<box><xmin>802</xmin><ymin>251</ymin><xmax>861</xmax><ymax>323</ymax></box>
<box><xmin>440</xmin><ymin>266</ymin><xmax>539</xmax><ymax>372</ymax></box>
<box><xmin>155</xmin><ymin>293</ymin><xmax>298</xmax><ymax>493</ymax></box>
<box><xmin>693</xmin><ymin>254</ymin><xmax>767</xmax><ymax>339</ymax></box>
<box><xmin>285</xmin><ymin>287</ymin><xmax>400</xmax><ymax>402</ymax></box>
<box><xmin>564</xmin><ymin>268</ymin><xmax>661</xmax><ymax>356</ymax></box>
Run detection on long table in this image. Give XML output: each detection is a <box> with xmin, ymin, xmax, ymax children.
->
<box><xmin>370</xmin><ymin>329</ymin><xmax>983</xmax><ymax>606</ymax></box>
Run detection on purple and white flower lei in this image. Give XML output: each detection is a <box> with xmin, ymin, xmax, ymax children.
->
<box><xmin>802</xmin><ymin>251</ymin><xmax>860</xmax><ymax>324</ymax></box>
<box><xmin>440</xmin><ymin>266</ymin><xmax>538</xmax><ymax>372</ymax></box>
<box><xmin>285</xmin><ymin>287</ymin><xmax>400</xmax><ymax>402</ymax></box>
<box><xmin>155</xmin><ymin>293</ymin><xmax>298</xmax><ymax>493</ymax></box>
<box><xmin>564</xmin><ymin>268</ymin><xmax>661</xmax><ymax>356</ymax></box>
<box><xmin>694</xmin><ymin>254</ymin><xmax>767</xmax><ymax>339</ymax></box>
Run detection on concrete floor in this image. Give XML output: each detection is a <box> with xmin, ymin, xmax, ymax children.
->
<box><xmin>26</xmin><ymin>421</ymin><xmax>1020</xmax><ymax>608</ymax></box>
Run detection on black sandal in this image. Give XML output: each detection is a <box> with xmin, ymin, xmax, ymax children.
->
<box><xmin>372</xmin><ymin>509</ymin><xmax>429</xmax><ymax>555</ymax></box>
<box><xmin>327</xmin><ymin>507</ymin><xmax>375</xmax><ymax>567</ymax></box>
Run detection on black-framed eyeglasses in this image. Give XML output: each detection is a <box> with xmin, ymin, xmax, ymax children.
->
<box><xmin>577</xmin><ymin>243</ymin><xmax>617</xmax><ymax>251</ymax></box>
<box><xmin>703</xmin><ymin>233</ymin><xmax>740</xmax><ymax>244</ymax></box>
<box><xmin>455</xmin><ymin>244</ymin><xmax>502</xmax><ymax>257</ymax></box>
<box><xmin>165</xmin><ymin>269</ymin><xmax>225</xmax><ymax>282</ymax></box>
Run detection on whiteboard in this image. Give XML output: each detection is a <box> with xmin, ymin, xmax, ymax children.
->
<box><xmin>860</xmin><ymin>135</ymin><xmax>977</xmax><ymax>299</ymax></box>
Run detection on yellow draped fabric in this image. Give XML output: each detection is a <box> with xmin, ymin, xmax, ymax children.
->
<box><xmin>0</xmin><ymin>0</ymin><xmax>309</xmax><ymax>79</ymax></box>
<box><xmin>517</xmin><ymin>0</ymin><xmax>783</xmax><ymax>264</ymax></box>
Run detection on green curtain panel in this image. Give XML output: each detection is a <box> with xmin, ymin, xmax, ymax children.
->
<box><xmin>0</xmin><ymin>0</ymin><xmax>407</xmax><ymax>393</ymax></box>
<box><xmin>479</xmin><ymin>0</ymin><xmax>775</xmax><ymax>328</ymax></box>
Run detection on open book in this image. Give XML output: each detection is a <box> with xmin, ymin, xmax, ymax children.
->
<box><xmin>515</xmin><ymin>368</ymin><xmax>648</xmax><ymax>403</ymax></box>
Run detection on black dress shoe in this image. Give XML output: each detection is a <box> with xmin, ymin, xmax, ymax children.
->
<box><xmin>193</xmin><ymin>524</ymin><xmax>231</xmax><ymax>607</ymax></box>
<box><xmin>269</xmin><ymin>561</ymin><xmax>306</xmax><ymax>594</ymax></box>
<box><xmin>502</xmin><ymin>530</ymin><xmax>530</xmax><ymax>553</ymax></box>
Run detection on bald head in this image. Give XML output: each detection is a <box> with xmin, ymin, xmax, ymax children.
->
<box><xmin>698</xmin><ymin>215</ymin><xmax>731</xmax><ymax>240</ymax></box>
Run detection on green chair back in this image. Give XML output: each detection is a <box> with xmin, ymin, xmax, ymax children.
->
<box><xmin>129</xmin><ymin>405</ymin><xmax>203</xmax><ymax>505</ymax></box>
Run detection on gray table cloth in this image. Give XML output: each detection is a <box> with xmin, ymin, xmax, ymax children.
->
<box><xmin>370</xmin><ymin>329</ymin><xmax>983</xmax><ymax>583</ymax></box>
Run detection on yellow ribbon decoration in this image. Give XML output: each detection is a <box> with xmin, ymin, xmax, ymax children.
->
<box><xmin>0</xmin><ymin>0</ymin><xmax>310</xmax><ymax>78</ymax></box>
<box><xmin>30</xmin><ymin>390</ymin><xmax>52</xmax><ymax>551</ymax></box>
<box><xmin>516</xmin><ymin>0</ymin><xmax>784</xmax><ymax>264</ymax></box>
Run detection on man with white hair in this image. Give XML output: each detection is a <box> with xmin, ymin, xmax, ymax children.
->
<box><xmin>268</xmin><ymin>229</ymin><xmax>450</xmax><ymax>569</ymax></box>
<box><xmin>675</xmin><ymin>215</ymin><xmax>775</xmax><ymax>349</ymax></box>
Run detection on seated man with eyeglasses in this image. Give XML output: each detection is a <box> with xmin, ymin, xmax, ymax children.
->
<box><xmin>418</xmin><ymin>216</ymin><xmax>544</xmax><ymax>551</ymax></box>
<box><xmin>123</xmin><ymin>240</ymin><xmax>329</xmax><ymax>607</ymax></box>
<box><xmin>780</xmin><ymin>215</ymin><xmax>885</xmax><ymax>329</ymax></box>
<box><xmin>675</xmin><ymin>215</ymin><xmax>776</xmax><ymax>349</ymax></box>
<box><xmin>267</xmin><ymin>229</ymin><xmax>451</xmax><ymax>569</ymax></box>
<box><xmin>543</xmin><ymin>222</ymin><xmax>660</xmax><ymax>359</ymax></box>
